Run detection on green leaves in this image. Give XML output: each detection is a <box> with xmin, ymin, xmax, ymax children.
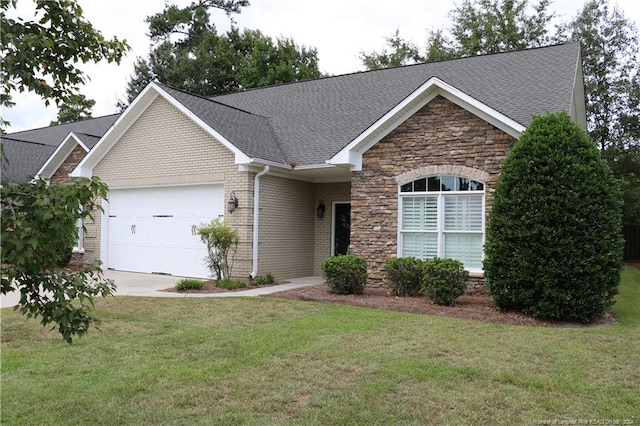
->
<box><xmin>122</xmin><ymin>2</ymin><xmax>320</xmax><ymax>106</ymax></box>
<box><xmin>1</xmin><ymin>0</ymin><xmax>129</xmax><ymax>127</ymax></box>
<box><xmin>321</xmin><ymin>255</ymin><xmax>368</xmax><ymax>295</ymax></box>
<box><xmin>484</xmin><ymin>112</ymin><xmax>624</xmax><ymax>322</ymax></box>
<box><xmin>1</xmin><ymin>177</ymin><xmax>115</xmax><ymax>343</ymax></box>
<box><xmin>196</xmin><ymin>218</ymin><xmax>239</xmax><ymax>280</ymax></box>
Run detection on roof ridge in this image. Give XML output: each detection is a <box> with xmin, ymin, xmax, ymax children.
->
<box><xmin>155</xmin><ymin>81</ymin><xmax>271</xmax><ymax>119</ymax></box>
<box><xmin>211</xmin><ymin>42</ymin><xmax>580</xmax><ymax>97</ymax></box>
<box><xmin>0</xmin><ymin>135</ymin><xmax>54</xmax><ymax>147</ymax></box>
<box><xmin>2</xmin><ymin>113</ymin><xmax>121</xmax><ymax>136</ymax></box>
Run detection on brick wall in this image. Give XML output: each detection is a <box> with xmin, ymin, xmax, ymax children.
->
<box><xmin>257</xmin><ymin>175</ymin><xmax>316</xmax><ymax>279</ymax></box>
<box><xmin>350</xmin><ymin>96</ymin><xmax>517</xmax><ymax>286</ymax></box>
<box><xmin>89</xmin><ymin>96</ymin><xmax>255</xmax><ymax>278</ymax></box>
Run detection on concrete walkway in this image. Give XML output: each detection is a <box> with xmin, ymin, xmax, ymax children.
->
<box><xmin>0</xmin><ymin>271</ymin><xmax>324</xmax><ymax>308</ymax></box>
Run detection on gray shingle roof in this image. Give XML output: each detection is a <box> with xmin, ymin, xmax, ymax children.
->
<box><xmin>210</xmin><ymin>42</ymin><xmax>581</xmax><ymax>166</ymax></box>
<box><xmin>157</xmin><ymin>84</ymin><xmax>286</xmax><ymax>163</ymax></box>
<box><xmin>3</xmin><ymin>43</ymin><xmax>582</xmax><ymax>181</ymax></box>
<box><xmin>1</xmin><ymin>114</ymin><xmax>119</xmax><ymax>183</ymax></box>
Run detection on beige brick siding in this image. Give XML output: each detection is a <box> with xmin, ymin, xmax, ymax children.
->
<box><xmin>256</xmin><ymin>174</ymin><xmax>315</xmax><ymax>279</ymax></box>
<box><xmin>313</xmin><ymin>182</ymin><xmax>351</xmax><ymax>276</ymax></box>
<box><xmin>88</xmin><ymin>96</ymin><xmax>254</xmax><ymax>279</ymax></box>
<box><xmin>350</xmin><ymin>96</ymin><xmax>517</xmax><ymax>286</ymax></box>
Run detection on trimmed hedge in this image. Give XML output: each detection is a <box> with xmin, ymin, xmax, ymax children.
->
<box><xmin>321</xmin><ymin>255</ymin><xmax>367</xmax><ymax>295</ymax></box>
<box><xmin>483</xmin><ymin>112</ymin><xmax>624</xmax><ymax>322</ymax></box>
<box><xmin>421</xmin><ymin>258</ymin><xmax>468</xmax><ymax>306</ymax></box>
<box><xmin>384</xmin><ymin>257</ymin><xmax>423</xmax><ymax>297</ymax></box>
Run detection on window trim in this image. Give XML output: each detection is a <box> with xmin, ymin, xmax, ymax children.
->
<box><xmin>397</xmin><ymin>175</ymin><xmax>485</xmax><ymax>273</ymax></box>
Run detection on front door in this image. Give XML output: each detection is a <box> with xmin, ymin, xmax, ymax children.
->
<box><xmin>333</xmin><ymin>202</ymin><xmax>351</xmax><ymax>256</ymax></box>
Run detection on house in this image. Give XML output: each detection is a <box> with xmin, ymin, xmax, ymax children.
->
<box><xmin>9</xmin><ymin>43</ymin><xmax>587</xmax><ymax>285</ymax></box>
<box><xmin>1</xmin><ymin>114</ymin><xmax>119</xmax><ymax>184</ymax></box>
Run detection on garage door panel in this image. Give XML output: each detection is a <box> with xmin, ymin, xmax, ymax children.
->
<box><xmin>107</xmin><ymin>185</ymin><xmax>224</xmax><ymax>278</ymax></box>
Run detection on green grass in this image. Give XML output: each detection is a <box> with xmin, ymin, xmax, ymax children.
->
<box><xmin>2</xmin><ymin>267</ymin><xmax>639</xmax><ymax>425</ymax></box>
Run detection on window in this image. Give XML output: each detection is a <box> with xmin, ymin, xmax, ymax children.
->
<box><xmin>74</xmin><ymin>218</ymin><xmax>84</xmax><ymax>251</ymax></box>
<box><xmin>399</xmin><ymin>175</ymin><xmax>484</xmax><ymax>271</ymax></box>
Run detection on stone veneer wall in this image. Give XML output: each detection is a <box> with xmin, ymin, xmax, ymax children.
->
<box><xmin>50</xmin><ymin>143</ymin><xmax>89</xmax><ymax>268</ymax></box>
<box><xmin>350</xmin><ymin>95</ymin><xmax>517</xmax><ymax>287</ymax></box>
<box><xmin>51</xmin><ymin>144</ymin><xmax>87</xmax><ymax>184</ymax></box>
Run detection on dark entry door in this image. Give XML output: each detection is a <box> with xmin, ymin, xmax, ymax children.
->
<box><xmin>334</xmin><ymin>203</ymin><xmax>351</xmax><ymax>256</ymax></box>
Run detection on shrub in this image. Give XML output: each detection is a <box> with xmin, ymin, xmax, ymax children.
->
<box><xmin>384</xmin><ymin>257</ymin><xmax>424</xmax><ymax>297</ymax></box>
<box><xmin>421</xmin><ymin>258</ymin><xmax>469</xmax><ymax>306</ymax></box>
<box><xmin>175</xmin><ymin>279</ymin><xmax>204</xmax><ymax>291</ymax></box>
<box><xmin>321</xmin><ymin>255</ymin><xmax>367</xmax><ymax>295</ymax></box>
<box><xmin>251</xmin><ymin>274</ymin><xmax>275</xmax><ymax>286</ymax></box>
<box><xmin>196</xmin><ymin>219</ymin><xmax>239</xmax><ymax>280</ymax></box>
<box><xmin>216</xmin><ymin>279</ymin><xmax>247</xmax><ymax>290</ymax></box>
<box><xmin>484</xmin><ymin>112</ymin><xmax>624</xmax><ymax>322</ymax></box>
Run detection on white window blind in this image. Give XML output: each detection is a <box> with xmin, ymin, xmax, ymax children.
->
<box><xmin>399</xmin><ymin>175</ymin><xmax>485</xmax><ymax>272</ymax></box>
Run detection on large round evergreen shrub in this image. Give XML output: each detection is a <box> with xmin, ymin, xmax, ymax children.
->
<box><xmin>483</xmin><ymin>112</ymin><xmax>623</xmax><ymax>322</ymax></box>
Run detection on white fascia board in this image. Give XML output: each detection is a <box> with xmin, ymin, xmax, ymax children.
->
<box><xmin>36</xmin><ymin>132</ymin><xmax>88</xmax><ymax>179</ymax></box>
<box><xmin>328</xmin><ymin>77</ymin><xmax>525</xmax><ymax>171</ymax></box>
<box><xmin>71</xmin><ymin>82</ymin><xmax>251</xmax><ymax>177</ymax></box>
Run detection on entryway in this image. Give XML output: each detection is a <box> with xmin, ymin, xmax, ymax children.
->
<box><xmin>333</xmin><ymin>202</ymin><xmax>351</xmax><ymax>255</ymax></box>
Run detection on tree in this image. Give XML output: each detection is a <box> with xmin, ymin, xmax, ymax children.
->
<box><xmin>0</xmin><ymin>0</ymin><xmax>125</xmax><ymax>342</ymax></box>
<box><xmin>360</xmin><ymin>30</ymin><xmax>425</xmax><ymax>70</ymax></box>
<box><xmin>556</xmin><ymin>0</ymin><xmax>640</xmax><ymax>152</ymax></box>
<box><xmin>450</xmin><ymin>0</ymin><xmax>553</xmax><ymax>56</ymax></box>
<box><xmin>484</xmin><ymin>112</ymin><xmax>623</xmax><ymax>322</ymax></box>
<box><xmin>49</xmin><ymin>93</ymin><xmax>95</xmax><ymax>126</ymax></box>
<box><xmin>119</xmin><ymin>0</ymin><xmax>321</xmax><ymax>107</ymax></box>
<box><xmin>1</xmin><ymin>178</ymin><xmax>116</xmax><ymax>343</ymax></box>
<box><xmin>0</xmin><ymin>0</ymin><xmax>129</xmax><ymax>128</ymax></box>
<box><xmin>603</xmin><ymin>145</ymin><xmax>640</xmax><ymax>224</ymax></box>
<box><xmin>360</xmin><ymin>0</ymin><xmax>553</xmax><ymax>70</ymax></box>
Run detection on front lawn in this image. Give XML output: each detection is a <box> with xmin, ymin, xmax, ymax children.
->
<box><xmin>1</xmin><ymin>267</ymin><xmax>639</xmax><ymax>425</ymax></box>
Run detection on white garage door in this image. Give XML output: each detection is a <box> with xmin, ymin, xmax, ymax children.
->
<box><xmin>106</xmin><ymin>184</ymin><xmax>224</xmax><ymax>278</ymax></box>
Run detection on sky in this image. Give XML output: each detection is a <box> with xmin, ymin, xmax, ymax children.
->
<box><xmin>3</xmin><ymin>0</ymin><xmax>640</xmax><ymax>133</ymax></box>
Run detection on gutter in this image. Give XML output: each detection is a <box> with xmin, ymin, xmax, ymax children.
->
<box><xmin>250</xmin><ymin>165</ymin><xmax>270</xmax><ymax>279</ymax></box>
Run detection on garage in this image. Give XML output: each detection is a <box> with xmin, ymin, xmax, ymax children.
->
<box><xmin>106</xmin><ymin>184</ymin><xmax>225</xmax><ymax>278</ymax></box>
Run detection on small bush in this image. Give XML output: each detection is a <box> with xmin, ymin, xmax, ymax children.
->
<box><xmin>216</xmin><ymin>279</ymin><xmax>247</xmax><ymax>290</ymax></box>
<box><xmin>385</xmin><ymin>257</ymin><xmax>423</xmax><ymax>297</ymax></box>
<box><xmin>421</xmin><ymin>258</ymin><xmax>469</xmax><ymax>306</ymax></box>
<box><xmin>175</xmin><ymin>279</ymin><xmax>204</xmax><ymax>291</ymax></box>
<box><xmin>321</xmin><ymin>255</ymin><xmax>367</xmax><ymax>295</ymax></box>
<box><xmin>196</xmin><ymin>219</ymin><xmax>239</xmax><ymax>280</ymax></box>
<box><xmin>252</xmin><ymin>274</ymin><xmax>275</xmax><ymax>286</ymax></box>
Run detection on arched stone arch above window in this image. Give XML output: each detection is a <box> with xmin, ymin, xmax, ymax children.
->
<box><xmin>395</xmin><ymin>165</ymin><xmax>489</xmax><ymax>185</ymax></box>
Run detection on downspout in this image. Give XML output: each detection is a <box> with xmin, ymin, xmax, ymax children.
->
<box><xmin>250</xmin><ymin>165</ymin><xmax>270</xmax><ymax>279</ymax></box>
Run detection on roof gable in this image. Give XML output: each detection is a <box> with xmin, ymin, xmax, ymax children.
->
<box><xmin>73</xmin><ymin>82</ymin><xmax>260</xmax><ymax>177</ymax></box>
<box><xmin>213</xmin><ymin>43</ymin><xmax>584</xmax><ymax>167</ymax></box>
<box><xmin>36</xmin><ymin>132</ymin><xmax>89</xmax><ymax>179</ymax></box>
<box><xmin>328</xmin><ymin>77</ymin><xmax>526</xmax><ymax>170</ymax></box>
<box><xmin>1</xmin><ymin>114</ymin><xmax>118</xmax><ymax>183</ymax></box>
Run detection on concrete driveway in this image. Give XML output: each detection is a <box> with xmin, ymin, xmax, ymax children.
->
<box><xmin>0</xmin><ymin>271</ymin><xmax>323</xmax><ymax>308</ymax></box>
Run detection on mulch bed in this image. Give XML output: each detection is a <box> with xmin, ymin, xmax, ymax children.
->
<box><xmin>263</xmin><ymin>284</ymin><xmax>618</xmax><ymax>328</ymax></box>
<box><xmin>166</xmin><ymin>263</ymin><xmax>640</xmax><ymax>327</ymax></box>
